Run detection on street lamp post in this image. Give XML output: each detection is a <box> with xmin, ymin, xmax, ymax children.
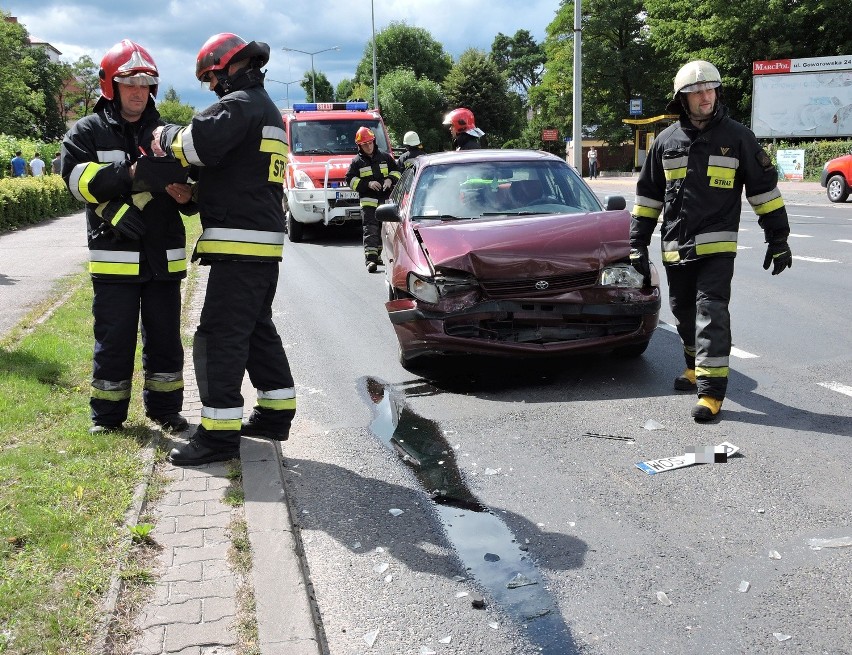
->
<box><xmin>281</xmin><ymin>45</ymin><xmax>340</xmax><ymax>102</ymax></box>
<box><xmin>266</xmin><ymin>78</ymin><xmax>302</xmax><ymax>108</ymax></box>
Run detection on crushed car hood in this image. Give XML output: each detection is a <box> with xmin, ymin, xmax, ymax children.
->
<box><xmin>414</xmin><ymin>211</ymin><xmax>631</xmax><ymax>278</ymax></box>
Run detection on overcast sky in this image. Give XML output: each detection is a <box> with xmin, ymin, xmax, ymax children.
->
<box><xmin>4</xmin><ymin>0</ymin><xmax>560</xmax><ymax>111</ymax></box>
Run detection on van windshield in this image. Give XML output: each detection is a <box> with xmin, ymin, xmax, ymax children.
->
<box><xmin>289</xmin><ymin>119</ymin><xmax>390</xmax><ymax>155</ymax></box>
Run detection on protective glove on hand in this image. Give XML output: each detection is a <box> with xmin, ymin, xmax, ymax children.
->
<box><xmin>763</xmin><ymin>241</ymin><xmax>792</xmax><ymax>275</ymax></box>
<box><xmin>629</xmin><ymin>246</ymin><xmax>651</xmax><ymax>285</ymax></box>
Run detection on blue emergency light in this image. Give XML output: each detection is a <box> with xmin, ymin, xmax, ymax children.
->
<box><xmin>293</xmin><ymin>101</ymin><xmax>370</xmax><ymax>112</ymax></box>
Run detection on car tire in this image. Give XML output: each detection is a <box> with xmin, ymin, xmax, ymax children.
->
<box><xmin>286</xmin><ymin>210</ymin><xmax>304</xmax><ymax>242</ymax></box>
<box><xmin>612</xmin><ymin>340</ymin><xmax>651</xmax><ymax>358</ymax></box>
<box><xmin>826</xmin><ymin>175</ymin><xmax>850</xmax><ymax>203</ymax></box>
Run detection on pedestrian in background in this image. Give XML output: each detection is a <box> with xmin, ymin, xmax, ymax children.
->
<box><xmin>346</xmin><ymin>126</ymin><xmax>400</xmax><ymax>273</ymax></box>
<box><xmin>587</xmin><ymin>146</ymin><xmax>598</xmax><ymax>179</ymax></box>
<box><xmin>62</xmin><ymin>39</ymin><xmax>189</xmax><ymax>435</ymax></box>
<box><xmin>629</xmin><ymin>59</ymin><xmax>792</xmax><ymax>423</ymax></box>
<box><xmin>51</xmin><ymin>152</ymin><xmax>61</xmax><ymax>174</ymax></box>
<box><xmin>29</xmin><ymin>153</ymin><xmax>45</xmax><ymax>177</ymax></box>
<box><xmin>10</xmin><ymin>151</ymin><xmax>26</xmax><ymax>177</ymax></box>
<box><xmin>152</xmin><ymin>33</ymin><xmax>296</xmax><ymax>466</ymax></box>
<box><xmin>397</xmin><ymin>131</ymin><xmax>425</xmax><ymax>169</ymax></box>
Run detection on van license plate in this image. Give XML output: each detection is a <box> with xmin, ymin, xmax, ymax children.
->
<box><xmin>336</xmin><ymin>191</ymin><xmax>359</xmax><ymax>200</ymax></box>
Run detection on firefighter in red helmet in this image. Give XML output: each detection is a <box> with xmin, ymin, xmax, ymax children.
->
<box><xmin>60</xmin><ymin>40</ymin><xmax>190</xmax><ymax>435</ymax></box>
<box><xmin>443</xmin><ymin>107</ymin><xmax>484</xmax><ymax>150</ymax></box>
<box><xmin>151</xmin><ymin>33</ymin><xmax>296</xmax><ymax>466</ymax></box>
<box><xmin>345</xmin><ymin>126</ymin><xmax>401</xmax><ymax>272</ymax></box>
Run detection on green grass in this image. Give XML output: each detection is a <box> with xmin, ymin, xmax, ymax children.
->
<box><xmin>0</xmin><ymin>214</ymin><xmax>201</xmax><ymax>655</ymax></box>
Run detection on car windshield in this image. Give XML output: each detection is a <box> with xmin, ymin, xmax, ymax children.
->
<box><xmin>289</xmin><ymin>119</ymin><xmax>390</xmax><ymax>155</ymax></box>
<box><xmin>410</xmin><ymin>159</ymin><xmax>602</xmax><ymax>220</ymax></box>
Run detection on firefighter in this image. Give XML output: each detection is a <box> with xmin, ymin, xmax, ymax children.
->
<box><xmin>397</xmin><ymin>130</ymin><xmax>426</xmax><ymax>169</ymax></box>
<box><xmin>629</xmin><ymin>60</ymin><xmax>792</xmax><ymax>422</ymax></box>
<box><xmin>345</xmin><ymin>126</ymin><xmax>401</xmax><ymax>273</ymax></box>
<box><xmin>151</xmin><ymin>33</ymin><xmax>296</xmax><ymax>466</ymax></box>
<box><xmin>443</xmin><ymin>108</ymin><xmax>484</xmax><ymax>150</ymax></box>
<box><xmin>61</xmin><ymin>39</ymin><xmax>189</xmax><ymax>435</ymax></box>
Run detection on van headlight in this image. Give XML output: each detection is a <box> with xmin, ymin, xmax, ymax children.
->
<box><xmin>600</xmin><ymin>264</ymin><xmax>644</xmax><ymax>288</ymax></box>
<box><xmin>292</xmin><ymin>169</ymin><xmax>315</xmax><ymax>189</ymax></box>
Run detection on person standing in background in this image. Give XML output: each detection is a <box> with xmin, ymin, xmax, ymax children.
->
<box><xmin>587</xmin><ymin>146</ymin><xmax>598</xmax><ymax>179</ymax></box>
<box><xmin>29</xmin><ymin>153</ymin><xmax>46</xmax><ymax>177</ymax></box>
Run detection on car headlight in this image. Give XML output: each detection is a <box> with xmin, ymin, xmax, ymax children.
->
<box><xmin>407</xmin><ymin>273</ymin><xmax>440</xmax><ymax>303</ymax></box>
<box><xmin>600</xmin><ymin>263</ymin><xmax>644</xmax><ymax>288</ymax></box>
<box><xmin>292</xmin><ymin>169</ymin><xmax>315</xmax><ymax>189</ymax></box>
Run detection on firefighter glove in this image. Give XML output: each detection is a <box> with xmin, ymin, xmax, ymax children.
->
<box><xmin>629</xmin><ymin>246</ymin><xmax>651</xmax><ymax>284</ymax></box>
<box><xmin>762</xmin><ymin>241</ymin><xmax>792</xmax><ymax>275</ymax></box>
<box><xmin>96</xmin><ymin>200</ymin><xmax>146</xmax><ymax>240</ymax></box>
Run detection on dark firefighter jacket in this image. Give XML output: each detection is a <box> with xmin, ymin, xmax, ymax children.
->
<box><xmin>453</xmin><ymin>132</ymin><xmax>481</xmax><ymax>151</ymax></box>
<box><xmin>158</xmin><ymin>76</ymin><xmax>287</xmax><ymax>263</ymax></box>
<box><xmin>62</xmin><ymin>96</ymin><xmax>187</xmax><ymax>282</ymax></box>
<box><xmin>630</xmin><ymin>105</ymin><xmax>790</xmax><ymax>265</ymax></box>
<box><xmin>397</xmin><ymin>146</ymin><xmax>424</xmax><ymax>169</ymax></box>
<box><xmin>345</xmin><ymin>148</ymin><xmax>401</xmax><ymax>209</ymax></box>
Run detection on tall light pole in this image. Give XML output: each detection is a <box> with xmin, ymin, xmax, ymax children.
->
<box><xmin>266</xmin><ymin>78</ymin><xmax>302</xmax><ymax>109</ymax></box>
<box><xmin>572</xmin><ymin>0</ymin><xmax>583</xmax><ymax>173</ymax></box>
<box><xmin>371</xmin><ymin>0</ymin><xmax>378</xmax><ymax>109</ymax></box>
<box><xmin>281</xmin><ymin>45</ymin><xmax>340</xmax><ymax>102</ymax></box>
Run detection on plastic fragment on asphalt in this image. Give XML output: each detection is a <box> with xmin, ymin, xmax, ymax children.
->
<box><xmin>452</xmin><ymin>575</ymin><xmax>467</xmax><ymax>582</ymax></box>
<box><xmin>471</xmin><ymin>593</ymin><xmax>485</xmax><ymax>609</ymax></box>
<box><xmin>363</xmin><ymin>629</ymin><xmax>379</xmax><ymax>647</ymax></box>
<box><xmin>419</xmin><ymin>647</ymin><xmax>437</xmax><ymax>655</ymax></box>
<box><xmin>373</xmin><ymin>562</ymin><xmax>389</xmax><ymax>574</ymax></box>
<box><xmin>643</xmin><ymin>419</ymin><xmax>666</xmax><ymax>430</ymax></box>
<box><xmin>375</xmin><ymin>547</ymin><xmax>384</xmax><ymax>553</ymax></box>
<box><xmin>507</xmin><ymin>573</ymin><xmax>538</xmax><ymax>589</ymax></box>
<box><xmin>738</xmin><ymin>581</ymin><xmax>750</xmax><ymax>593</ymax></box>
<box><xmin>389</xmin><ymin>508</ymin><xmax>404</xmax><ymax>516</ymax></box>
<box><xmin>384</xmin><ymin>574</ymin><xmax>393</xmax><ymax>583</ymax></box>
<box><xmin>769</xmin><ymin>550</ymin><xmax>782</xmax><ymax>560</ymax></box>
<box><xmin>656</xmin><ymin>591</ymin><xmax>673</xmax><ymax>606</ymax></box>
<box><xmin>488</xmin><ymin>621</ymin><xmax>499</xmax><ymax>630</ymax></box>
<box><xmin>484</xmin><ymin>468</ymin><xmax>500</xmax><ymax>475</ymax></box>
<box><xmin>351</xmin><ymin>541</ymin><xmax>361</xmax><ymax>549</ymax></box>
<box><xmin>484</xmin><ymin>553</ymin><xmax>500</xmax><ymax>562</ymax></box>
<box><xmin>439</xmin><ymin>635</ymin><xmax>452</xmax><ymax>644</ymax></box>
<box><xmin>455</xmin><ymin>591</ymin><xmax>469</xmax><ymax>598</ymax></box>
<box><xmin>773</xmin><ymin>633</ymin><xmax>792</xmax><ymax>642</ymax></box>
<box><xmin>808</xmin><ymin>536</ymin><xmax>852</xmax><ymax>550</ymax></box>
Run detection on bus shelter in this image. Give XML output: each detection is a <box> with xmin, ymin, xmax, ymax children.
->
<box><xmin>622</xmin><ymin>114</ymin><xmax>678</xmax><ymax>170</ymax></box>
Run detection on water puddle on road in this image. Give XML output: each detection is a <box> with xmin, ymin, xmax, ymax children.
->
<box><xmin>361</xmin><ymin>376</ymin><xmax>579</xmax><ymax>654</ymax></box>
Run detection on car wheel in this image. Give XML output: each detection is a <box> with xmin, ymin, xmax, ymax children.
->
<box><xmin>612</xmin><ymin>340</ymin><xmax>651</xmax><ymax>358</ymax></box>
<box><xmin>286</xmin><ymin>210</ymin><xmax>304</xmax><ymax>242</ymax></box>
<box><xmin>826</xmin><ymin>175</ymin><xmax>850</xmax><ymax>203</ymax></box>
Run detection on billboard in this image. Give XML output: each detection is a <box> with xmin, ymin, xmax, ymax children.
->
<box><xmin>751</xmin><ymin>56</ymin><xmax>852</xmax><ymax>138</ymax></box>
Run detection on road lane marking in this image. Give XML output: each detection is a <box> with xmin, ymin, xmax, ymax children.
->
<box><xmin>817</xmin><ymin>381</ymin><xmax>852</xmax><ymax>398</ymax></box>
<box><xmin>657</xmin><ymin>322</ymin><xmax>759</xmax><ymax>358</ymax></box>
<box><xmin>788</xmin><ymin>233</ymin><xmax>812</xmax><ymax>237</ymax></box>
<box><xmin>792</xmin><ymin>255</ymin><xmax>839</xmax><ymax>263</ymax></box>
<box><xmin>835</xmin><ymin>240</ymin><xmax>852</xmax><ymax>244</ymax></box>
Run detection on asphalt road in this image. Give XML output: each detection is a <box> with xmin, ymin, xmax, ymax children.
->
<box><xmin>273</xmin><ymin>183</ymin><xmax>851</xmax><ymax>654</ymax></box>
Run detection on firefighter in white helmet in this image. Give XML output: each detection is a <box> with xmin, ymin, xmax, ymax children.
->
<box><xmin>397</xmin><ymin>131</ymin><xmax>426</xmax><ymax>169</ymax></box>
<box><xmin>629</xmin><ymin>59</ymin><xmax>792</xmax><ymax>423</ymax></box>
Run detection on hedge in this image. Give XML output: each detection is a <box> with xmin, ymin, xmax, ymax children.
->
<box><xmin>762</xmin><ymin>139</ymin><xmax>852</xmax><ymax>181</ymax></box>
<box><xmin>0</xmin><ymin>175</ymin><xmax>84</xmax><ymax>232</ymax></box>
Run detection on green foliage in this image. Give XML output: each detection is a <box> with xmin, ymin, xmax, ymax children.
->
<box><xmin>0</xmin><ymin>133</ymin><xmax>61</xmax><ymax>180</ymax></box>
<box><xmin>443</xmin><ymin>49</ymin><xmax>523</xmax><ymax>148</ymax></box>
<box><xmin>378</xmin><ymin>69</ymin><xmax>445</xmax><ymax>152</ymax></box>
<box><xmin>335</xmin><ymin>78</ymin><xmax>356</xmax><ymax>102</ymax></box>
<box><xmin>0</xmin><ymin>174</ymin><xmax>83</xmax><ymax>231</ymax></box>
<box><xmin>763</xmin><ymin>139</ymin><xmax>852</xmax><ymax>180</ymax></box>
<box><xmin>157</xmin><ymin>87</ymin><xmax>195</xmax><ymax>126</ymax></box>
<box><xmin>355</xmin><ymin>21</ymin><xmax>453</xmax><ymax>86</ymax></box>
<box><xmin>129</xmin><ymin>523</ymin><xmax>155</xmax><ymax>543</ymax></box>
<box><xmin>301</xmin><ymin>71</ymin><xmax>335</xmax><ymax>103</ymax></box>
<box><xmin>490</xmin><ymin>30</ymin><xmax>546</xmax><ymax>96</ymax></box>
<box><xmin>67</xmin><ymin>54</ymin><xmax>100</xmax><ymax>118</ymax></box>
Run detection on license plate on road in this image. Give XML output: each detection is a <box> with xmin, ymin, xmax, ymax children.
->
<box><xmin>336</xmin><ymin>191</ymin><xmax>358</xmax><ymax>200</ymax></box>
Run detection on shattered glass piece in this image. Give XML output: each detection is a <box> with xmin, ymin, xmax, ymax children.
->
<box><xmin>507</xmin><ymin>573</ymin><xmax>538</xmax><ymax>589</ymax></box>
<box><xmin>773</xmin><ymin>633</ymin><xmax>791</xmax><ymax>642</ymax></box>
<box><xmin>656</xmin><ymin>591</ymin><xmax>673</xmax><ymax>606</ymax></box>
<box><xmin>373</xmin><ymin>562</ymin><xmax>389</xmax><ymax>574</ymax></box>
<box><xmin>419</xmin><ymin>647</ymin><xmax>437</xmax><ymax>655</ymax></box>
<box><xmin>452</xmin><ymin>575</ymin><xmax>467</xmax><ymax>582</ymax></box>
<box><xmin>439</xmin><ymin>635</ymin><xmax>452</xmax><ymax>644</ymax></box>
<box><xmin>769</xmin><ymin>550</ymin><xmax>782</xmax><ymax>560</ymax></box>
<box><xmin>384</xmin><ymin>574</ymin><xmax>393</xmax><ymax>583</ymax></box>
<box><xmin>375</xmin><ymin>547</ymin><xmax>384</xmax><ymax>553</ymax></box>
<box><xmin>643</xmin><ymin>419</ymin><xmax>666</xmax><ymax>431</ymax></box>
<box><xmin>484</xmin><ymin>468</ymin><xmax>499</xmax><ymax>475</ymax></box>
<box><xmin>389</xmin><ymin>508</ymin><xmax>404</xmax><ymax>516</ymax></box>
<box><xmin>363</xmin><ymin>629</ymin><xmax>379</xmax><ymax>647</ymax></box>
<box><xmin>484</xmin><ymin>553</ymin><xmax>500</xmax><ymax>562</ymax></box>
<box><xmin>352</xmin><ymin>541</ymin><xmax>361</xmax><ymax>549</ymax></box>
<box><xmin>455</xmin><ymin>591</ymin><xmax>469</xmax><ymax>598</ymax></box>
<box><xmin>809</xmin><ymin>536</ymin><xmax>852</xmax><ymax>550</ymax></box>
<box><xmin>738</xmin><ymin>581</ymin><xmax>750</xmax><ymax>593</ymax></box>
<box><xmin>488</xmin><ymin>621</ymin><xmax>499</xmax><ymax>630</ymax></box>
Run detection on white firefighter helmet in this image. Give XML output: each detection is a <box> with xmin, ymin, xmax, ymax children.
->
<box><xmin>672</xmin><ymin>60</ymin><xmax>721</xmax><ymax>97</ymax></box>
<box><xmin>403</xmin><ymin>131</ymin><xmax>421</xmax><ymax>147</ymax></box>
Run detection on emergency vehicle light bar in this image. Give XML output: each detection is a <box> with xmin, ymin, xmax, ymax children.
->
<box><xmin>293</xmin><ymin>101</ymin><xmax>369</xmax><ymax>112</ymax></box>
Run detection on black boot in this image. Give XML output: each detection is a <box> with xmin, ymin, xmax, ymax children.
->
<box><xmin>89</xmin><ymin>423</ymin><xmax>123</xmax><ymax>435</ymax></box>
<box><xmin>148</xmin><ymin>413</ymin><xmax>189</xmax><ymax>433</ymax></box>
<box><xmin>168</xmin><ymin>437</ymin><xmax>240</xmax><ymax>466</ymax></box>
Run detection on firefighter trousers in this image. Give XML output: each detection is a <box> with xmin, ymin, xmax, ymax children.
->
<box><xmin>666</xmin><ymin>256</ymin><xmax>734</xmax><ymax>400</ymax></box>
<box><xmin>362</xmin><ymin>205</ymin><xmax>381</xmax><ymax>262</ymax></box>
<box><xmin>91</xmin><ymin>278</ymin><xmax>184</xmax><ymax>426</ymax></box>
<box><xmin>192</xmin><ymin>260</ymin><xmax>295</xmax><ymax>449</ymax></box>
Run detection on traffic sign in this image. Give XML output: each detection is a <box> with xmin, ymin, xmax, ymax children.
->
<box><xmin>541</xmin><ymin>129</ymin><xmax>559</xmax><ymax>141</ymax></box>
<box><xmin>629</xmin><ymin>98</ymin><xmax>642</xmax><ymax>116</ymax></box>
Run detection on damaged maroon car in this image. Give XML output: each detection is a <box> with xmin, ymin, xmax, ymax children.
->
<box><xmin>377</xmin><ymin>150</ymin><xmax>660</xmax><ymax>370</ymax></box>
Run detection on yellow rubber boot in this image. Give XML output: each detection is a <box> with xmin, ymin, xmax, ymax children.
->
<box><xmin>674</xmin><ymin>368</ymin><xmax>697</xmax><ymax>391</ymax></box>
<box><xmin>691</xmin><ymin>396</ymin><xmax>723</xmax><ymax>422</ymax></box>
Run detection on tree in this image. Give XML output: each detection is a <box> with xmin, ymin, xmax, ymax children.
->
<box><xmin>377</xmin><ymin>68</ymin><xmax>445</xmax><ymax>151</ymax></box>
<box><xmin>0</xmin><ymin>15</ymin><xmax>47</xmax><ymax>138</ymax></box>
<box><xmin>66</xmin><ymin>55</ymin><xmax>100</xmax><ymax>119</ymax></box>
<box><xmin>490</xmin><ymin>30</ymin><xmax>546</xmax><ymax>97</ymax></box>
<box><xmin>335</xmin><ymin>78</ymin><xmax>355</xmax><ymax>102</ymax></box>
<box><xmin>28</xmin><ymin>45</ymin><xmax>68</xmax><ymax>140</ymax></box>
<box><xmin>354</xmin><ymin>22</ymin><xmax>452</xmax><ymax>86</ymax></box>
<box><xmin>300</xmin><ymin>71</ymin><xmax>334</xmax><ymax>103</ymax></box>
<box><xmin>442</xmin><ymin>49</ymin><xmax>523</xmax><ymax>148</ymax></box>
<box><xmin>157</xmin><ymin>87</ymin><xmax>195</xmax><ymax>126</ymax></box>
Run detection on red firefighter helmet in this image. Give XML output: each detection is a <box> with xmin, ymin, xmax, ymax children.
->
<box><xmin>98</xmin><ymin>40</ymin><xmax>159</xmax><ymax>100</ymax></box>
<box><xmin>195</xmin><ymin>32</ymin><xmax>270</xmax><ymax>82</ymax></box>
<box><xmin>443</xmin><ymin>107</ymin><xmax>476</xmax><ymax>132</ymax></box>
<box><xmin>355</xmin><ymin>126</ymin><xmax>376</xmax><ymax>145</ymax></box>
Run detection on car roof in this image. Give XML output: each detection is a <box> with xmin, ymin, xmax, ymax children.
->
<box><xmin>416</xmin><ymin>149</ymin><xmax>566</xmax><ymax>167</ymax></box>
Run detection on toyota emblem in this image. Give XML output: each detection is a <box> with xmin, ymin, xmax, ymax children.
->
<box><xmin>534</xmin><ymin>280</ymin><xmax>549</xmax><ymax>290</ymax></box>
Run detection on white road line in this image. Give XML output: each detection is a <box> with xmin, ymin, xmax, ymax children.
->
<box><xmin>736</xmin><ymin>246</ymin><xmax>753</xmax><ymax>250</ymax></box>
<box><xmin>793</xmin><ymin>255</ymin><xmax>840</xmax><ymax>263</ymax></box>
<box><xmin>787</xmin><ymin>214</ymin><xmax>825</xmax><ymax>218</ymax></box>
<box><xmin>788</xmin><ymin>233</ymin><xmax>812</xmax><ymax>237</ymax></box>
<box><xmin>835</xmin><ymin>239</ymin><xmax>852</xmax><ymax>244</ymax></box>
<box><xmin>657</xmin><ymin>322</ymin><xmax>759</xmax><ymax>358</ymax></box>
<box><xmin>817</xmin><ymin>381</ymin><xmax>852</xmax><ymax>398</ymax></box>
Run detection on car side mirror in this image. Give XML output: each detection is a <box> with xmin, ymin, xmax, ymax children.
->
<box><xmin>377</xmin><ymin>203</ymin><xmax>401</xmax><ymax>223</ymax></box>
<box><xmin>604</xmin><ymin>195</ymin><xmax>626</xmax><ymax>211</ymax></box>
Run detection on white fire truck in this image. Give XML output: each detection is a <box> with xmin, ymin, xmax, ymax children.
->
<box><xmin>281</xmin><ymin>101</ymin><xmax>394</xmax><ymax>242</ymax></box>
